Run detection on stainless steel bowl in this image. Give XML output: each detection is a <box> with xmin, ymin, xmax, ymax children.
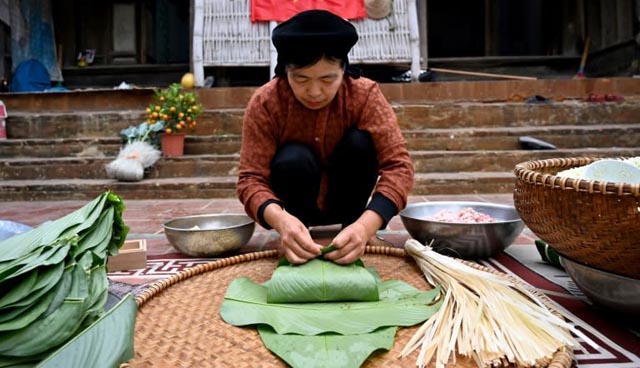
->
<box><xmin>399</xmin><ymin>201</ymin><xmax>524</xmax><ymax>259</ymax></box>
<box><xmin>561</xmin><ymin>256</ymin><xmax>640</xmax><ymax>316</ymax></box>
<box><xmin>163</xmin><ymin>214</ymin><xmax>255</xmax><ymax>257</ymax></box>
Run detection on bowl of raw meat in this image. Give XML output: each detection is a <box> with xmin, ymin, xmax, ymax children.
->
<box><xmin>399</xmin><ymin>201</ymin><xmax>524</xmax><ymax>259</ymax></box>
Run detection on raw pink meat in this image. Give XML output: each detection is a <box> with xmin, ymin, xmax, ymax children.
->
<box><xmin>426</xmin><ymin>207</ymin><xmax>497</xmax><ymax>223</ymax></box>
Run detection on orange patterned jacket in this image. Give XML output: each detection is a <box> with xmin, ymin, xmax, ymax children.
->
<box><xmin>236</xmin><ymin>76</ymin><xmax>414</xmax><ymax>227</ymax></box>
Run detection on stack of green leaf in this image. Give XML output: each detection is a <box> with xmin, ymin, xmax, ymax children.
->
<box><xmin>220</xmin><ymin>254</ymin><xmax>442</xmax><ymax>368</ymax></box>
<box><xmin>0</xmin><ymin>192</ymin><xmax>134</xmax><ymax>367</ymax></box>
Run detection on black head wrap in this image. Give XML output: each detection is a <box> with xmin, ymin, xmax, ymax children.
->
<box><xmin>272</xmin><ymin>10</ymin><xmax>360</xmax><ymax>78</ymax></box>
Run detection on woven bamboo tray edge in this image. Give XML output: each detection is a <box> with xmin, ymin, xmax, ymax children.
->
<box><xmin>127</xmin><ymin>246</ymin><xmax>575</xmax><ymax>368</ymax></box>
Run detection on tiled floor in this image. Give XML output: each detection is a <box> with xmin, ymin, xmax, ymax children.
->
<box><xmin>0</xmin><ymin>192</ymin><xmax>536</xmax><ymax>259</ymax></box>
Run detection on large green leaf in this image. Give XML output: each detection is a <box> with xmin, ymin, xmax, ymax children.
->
<box><xmin>0</xmin><ymin>284</ymin><xmax>56</xmax><ymax>329</ymax></box>
<box><xmin>0</xmin><ymin>265</ymin><xmax>66</xmax><ymax>319</ymax></box>
<box><xmin>0</xmin><ymin>192</ymin><xmax>129</xmax><ymax>265</ymax></box>
<box><xmin>34</xmin><ymin>294</ymin><xmax>136</xmax><ymax>368</ymax></box>
<box><xmin>50</xmin><ymin>195</ymin><xmax>108</xmax><ymax>245</ymax></box>
<box><xmin>221</xmin><ymin>277</ymin><xmax>441</xmax><ymax>335</ymax></box>
<box><xmin>0</xmin><ymin>265</ymin><xmax>65</xmax><ymax>310</ymax></box>
<box><xmin>0</xmin><ymin>266</ymin><xmax>73</xmax><ymax>331</ymax></box>
<box><xmin>0</xmin><ymin>192</ymin><xmax>131</xmax><ymax>365</ymax></box>
<box><xmin>0</xmin><ymin>194</ymin><xmax>105</xmax><ymax>263</ymax></box>
<box><xmin>258</xmin><ymin>325</ymin><xmax>396</xmax><ymax>368</ymax></box>
<box><xmin>0</xmin><ymin>252</ymin><xmax>91</xmax><ymax>356</ymax></box>
<box><xmin>0</xmin><ymin>241</ymin><xmax>71</xmax><ymax>281</ymax></box>
<box><xmin>266</xmin><ymin>259</ymin><xmax>380</xmax><ymax>303</ymax></box>
<box><xmin>74</xmin><ymin>207</ymin><xmax>114</xmax><ymax>261</ymax></box>
<box><xmin>104</xmin><ymin>192</ymin><xmax>129</xmax><ymax>256</ymax></box>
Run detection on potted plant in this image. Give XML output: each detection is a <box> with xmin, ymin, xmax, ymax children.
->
<box><xmin>146</xmin><ymin>83</ymin><xmax>203</xmax><ymax>157</ymax></box>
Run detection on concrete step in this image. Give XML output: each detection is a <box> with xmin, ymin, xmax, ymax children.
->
<box><xmin>410</xmin><ymin>147</ymin><xmax>640</xmax><ymax>173</ymax></box>
<box><xmin>4</xmin><ymin>109</ymin><xmax>244</xmax><ymax>139</ymax></box>
<box><xmin>2</xmin><ymin>147</ymin><xmax>638</xmax><ymax>181</ymax></box>
<box><xmin>404</xmin><ymin>123</ymin><xmax>640</xmax><ymax>151</ymax></box>
<box><xmin>395</xmin><ymin>100</ymin><xmax>640</xmax><ymax>130</ymax></box>
<box><xmin>2</xmin><ymin>78</ymin><xmax>638</xmax><ymax>201</ymax></box>
<box><xmin>3</xmin><ymin>78</ymin><xmax>638</xmax><ymax>112</ymax></box>
<box><xmin>0</xmin><ymin>172</ymin><xmax>517</xmax><ymax>201</ymax></box>
<box><xmin>5</xmin><ymin>100</ymin><xmax>640</xmax><ymax>139</ymax></box>
<box><xmin>0</xmin><ymin>135</ymin><xmax>242</xmax><ymax>158</ymax></box>
<box><xmin>3</xmin><ymin>123</ymin><xmax>639</xmax><ymax>158</ymax></box>
<box><xmin>0</xmin><ymin>176</ymin><xmax>238</xmax><ymax>201</ymax></box>
<box><xmin>0</xmin><ymin>154</ymin><xmax>239</xmax><ymax>180</ymax></box>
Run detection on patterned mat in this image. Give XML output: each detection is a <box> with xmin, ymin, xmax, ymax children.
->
<box><xmin>108</xmin><ymin>245</ymin><xmax>640</xmax><ymax>367</ymax></box>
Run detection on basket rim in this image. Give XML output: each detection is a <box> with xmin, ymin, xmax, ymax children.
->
<box><xmin>514</xmin><ymin>157</ymin><xmax>640</xmax><ymax>196</ymax></box>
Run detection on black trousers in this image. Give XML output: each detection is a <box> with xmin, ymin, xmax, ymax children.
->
<box><xmin>270</xmin><ymin>128</ymin><xmax>378</xmax><ymax>227</ymax></box>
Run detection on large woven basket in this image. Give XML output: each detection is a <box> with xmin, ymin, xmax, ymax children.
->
<box><xmin>513</xmin><ymin>157</ymin><xmax>640</xmax><ymax>279</ymax></box>
<box><xmin>122</xmin><ymin>247</ymin><xmax>574</xmax><ymax>368</ymax></box>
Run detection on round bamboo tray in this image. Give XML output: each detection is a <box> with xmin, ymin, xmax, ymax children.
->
<box><xmin>122</xmin><ymin>247</ymin><xmax>574</xmax><ymax>368</ymax></box>
<box><xmin>514</xmin><ymin>157</ymin><xmax>640</xmax><ymax>279</ymax></box>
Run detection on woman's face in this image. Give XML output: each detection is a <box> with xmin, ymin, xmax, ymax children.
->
<box><xmin>286</xmin><ymin>57</ymin><xmax>344</xmax><ymax>110</ymax></box>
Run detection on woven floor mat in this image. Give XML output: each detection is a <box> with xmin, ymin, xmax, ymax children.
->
<box><xmin>123</xmin><ymin>247</ymin><xmax>573</xmax><ymax>368</ymax></box>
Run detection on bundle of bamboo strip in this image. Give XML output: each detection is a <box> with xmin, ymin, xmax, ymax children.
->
<box><xmin>402</xmin><ymin>239</ymin><xmax>599</xmax><ymax>368</ymax></box>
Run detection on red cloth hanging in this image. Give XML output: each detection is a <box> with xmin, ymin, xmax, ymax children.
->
<box><xmin>251</xmin><ymin>0</ymin><xmax>366</xmax><ymax>22</ymax></box>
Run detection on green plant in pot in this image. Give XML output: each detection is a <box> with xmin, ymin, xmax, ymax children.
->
<box><xmin>145</xmin><ymin>83</ymin><xmax>203</xmax><ymax>156</ymax></box>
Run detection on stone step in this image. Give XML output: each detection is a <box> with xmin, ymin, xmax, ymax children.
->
<box><xmin>395</xmin><ymin>100</ymin><xmax>640</xmax><ymax>130</ymax></box>
<box><xmin>2</xmin><ymin>123</ymin><xmax>639</xmax><ymax>158</ymax></box>
<box><xmin>0</xmin><ymin>135</ymin><xmax>242</xmax><ymax>158</ymax></box>
<box><xmin>0</xmin><ymin>154</ymin><xmax>238</xmax><ymax>180</ymax></box>
<box><xmin>2</xmin><ymin>147</ymin><xmax>638</xmax><ymax>181</ymax></box>
<box><xmin>2</xmin><ymin>78</ymin><xmax>638</xmax><ymax>201</ymax></box>
<box><xmin>3</xmin><ymin>78</ymin><xmax>638</xmax><ymax>112</ymax></box>
<box><xmin>410</xmin><ymin>147</ymin><xmax>640</xmax><ymax>173</ymax></box>
<box><xmin>0</xmin><ymin>172</ymin><xmax>517</xmax><ymax>201</ymax></box>
<box><xmin>404</xmin><ymin>123</ymin><xmax>640</xmax><ymax>151</ymax></box>
<box><xmin>5</xmin><ymin>99</ymin><xmax>640</xmax><ymax>139</ymax></box>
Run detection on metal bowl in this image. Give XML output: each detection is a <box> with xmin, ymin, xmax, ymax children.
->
<box><xmin>399</xmin><ymin>201</ymin><xmax>524</xmax><ymax>259</ymax></box>
<box><xmin>163</xmin><ymin>214</ymin><xmax>255</xmax><ymax>257</ymax></box>
<box><xmin>561</xmin><ymin>256</ymin><xmax>640</xmax><ymax>316</ymax></box>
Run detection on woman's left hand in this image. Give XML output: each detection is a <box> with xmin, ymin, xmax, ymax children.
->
<box><xmin>323</xmin><ymin>222</ymin><xmax>369</xmax><ymax>264</ymax></box>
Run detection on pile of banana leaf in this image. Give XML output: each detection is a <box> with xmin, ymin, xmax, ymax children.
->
<box><xmin>221</xmin><ymin>254</ymin><xmax>442</xmax><ymax>368</ymax></box>
<box><xmin>0</xmin><ymin>192</ymin><xmax>136</xmax><ymax>367</ymax></box>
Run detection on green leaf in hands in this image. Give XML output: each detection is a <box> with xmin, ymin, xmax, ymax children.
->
<box><xmin>266</xmin><ymin>259</ymin><xmax>380</xmax><ymax>303</ymax></box>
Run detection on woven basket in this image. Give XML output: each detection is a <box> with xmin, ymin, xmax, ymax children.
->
<box><xmin>122</xmin><ymin>247</ymin><xmax>574</xmax><ymax>368</ymax></box>
<box><xmin>513</xmin><ymin>157</ymin><xmax>640</xmax><ymax>279</ymax></box>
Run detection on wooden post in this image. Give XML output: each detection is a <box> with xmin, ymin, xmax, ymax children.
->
<box><xmin>407</xmin><ymin>0</ymin><xmax>421</xmax><ymax>81</ymax></box>
<box><xmin>269</xmin><ymin>21</ymin><xmax>277</xmax><ymax>79</ymax></box>
<box><xmin>192</xmin><ymin>0</ymin><xmax>204</xmax><ymax>87</ymax></box>
<box><xmin>416</xmin><ymin>0</ymin><xmax>428</xmax><ymax>70</ymax></box>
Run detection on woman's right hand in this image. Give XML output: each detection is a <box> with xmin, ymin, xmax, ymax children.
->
<box><xmin>264</xmin><ymin>204</ymin><xmax>322</xmax><ymax>264</ymax></box>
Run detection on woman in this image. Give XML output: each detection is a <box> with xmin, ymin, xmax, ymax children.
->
<box><xmin>237</xmin><ymin>9</ymin><xmax>414</xmax><ymax>265</ymax></box>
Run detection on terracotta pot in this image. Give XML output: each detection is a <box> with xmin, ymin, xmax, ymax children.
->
<box><xmin>160</xmin><ymin>133</ymin><xmax>185</xmax><ymax>157</ymax></box>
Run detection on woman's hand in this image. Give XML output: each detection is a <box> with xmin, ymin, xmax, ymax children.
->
<box><xmin>264</xmin><ymin>204</ymin><xmax>322</xmax><ymax>264</ymax></box>
<box><xmin>323</xmin><ymin>210</ymin><xmax>383</xmax><ymax>264</ymax></box>
<box><xmin>323</xmin><ymin>221</ymin><xmax>368</xmax><ymax>264</ymax></box>
<box><xmin>277</xmin><ymin>214</ymin><xmax>323</xmax><ymax>264</ymax></box>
